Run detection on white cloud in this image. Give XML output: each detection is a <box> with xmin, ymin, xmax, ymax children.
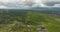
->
<box><xmin>0</xmin><ymin>0</ymin><xmax>60</xmax><ymax>9</ymax></box>
<box><xmin>0</xmin><ymin>6</ymin><xmax>7</xmax><ymax>9</ymax></box>
<box><xmin>0</xmin><ymin>0</ymin><xmax>9</xmax><ymax>4</ymax></box>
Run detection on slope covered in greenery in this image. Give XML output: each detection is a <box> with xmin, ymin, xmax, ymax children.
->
<box><xmin>0</xmin><ymin>10</ymin><xmax>60</xmax><ymax>32</ymax></box>
<box><xmin>26</xmin><ymin>11</ymin><xmax>60</xmax><ymax>32</ymax></box>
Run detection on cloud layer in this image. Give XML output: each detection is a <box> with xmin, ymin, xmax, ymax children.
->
<box><xmin>0</xmin><ymin>0</ymin><xmax>60</xmax><ymax>9</ymax></box>
<box><xmin>0</xmin><ymin>0</ymin><xmax>46</xmax><ymax>8</ymax></box>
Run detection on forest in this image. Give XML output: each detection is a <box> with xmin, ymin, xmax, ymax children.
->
<box><xmin>0</xmin><ymin>9</ymin><xmax>60</xmax><ymax>32</ymax></box>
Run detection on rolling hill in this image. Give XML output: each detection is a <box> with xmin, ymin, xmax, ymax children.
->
<box><xmin>0</xmin><ymin>10</ymin><xmax>60</xmax><ymax>32</ymax></box>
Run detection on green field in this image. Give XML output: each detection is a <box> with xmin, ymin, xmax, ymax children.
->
<box><xmin>0</xmin><ymin>10</ymin><xmax>60</xmax><ymax>32</ymax></box>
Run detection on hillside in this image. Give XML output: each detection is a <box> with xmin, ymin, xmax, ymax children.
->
<box><xmin>0</xmin><ymin>10</ymin><xmax>60</xmax><ymax>32</ymax></box>
<box><xmin>26</xmin><ymin>11</ymin><xmax>60</xmax><ymax>32</ymax></box>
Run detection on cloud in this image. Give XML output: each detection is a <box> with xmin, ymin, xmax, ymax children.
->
<box><xmin>0</xmin><ymin>6</ymin><xmax>7</xmax><ymax>9</ymax></box>
<box><xmin>0</xmin><ymin>0</ymin><xmax>49</xmax><ymax>6</ymax></box>
<box><xmin>0</xmin><ymin>0</ymin><xmax>34</xmax><ymax>9</ymax></box>
<box><xmin>0</xmin><ymin>0</ymin><xmax>45</xmax><ymax>6</ymax></box>
<box><xmin>0</xmin><ymin>0</ymin><xmax>60</xmax><ymax>9</ymax></box>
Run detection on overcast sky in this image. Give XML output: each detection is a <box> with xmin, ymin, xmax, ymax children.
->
<box><xmin>0</xmin><ymin>0</ymin><xmax>60</xmax><ymax>9</ymax></box>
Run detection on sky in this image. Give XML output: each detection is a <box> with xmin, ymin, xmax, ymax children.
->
<box><xmin>0</xmin><ymin>0</ymin><xmax>60</xmax><ymax>9</ymax></box>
